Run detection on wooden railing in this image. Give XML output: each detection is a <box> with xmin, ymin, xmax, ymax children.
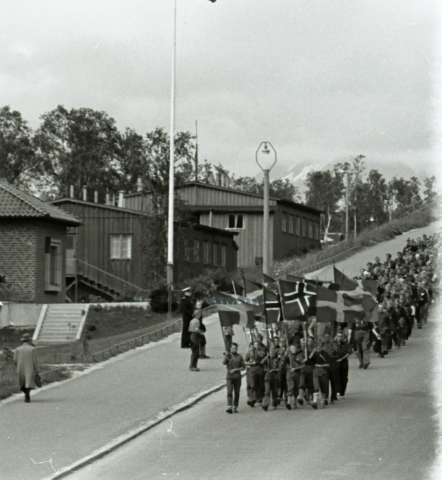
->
<box><xmin>76</xmin><ymin>259</ymin><xmax>149</xmax><ymax>300</ymax></box>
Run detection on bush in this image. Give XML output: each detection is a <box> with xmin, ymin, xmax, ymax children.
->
<box><xmin>150</xmin><ymin>285</ymin><xmax>178</xmax><ymax>313</ymax></box>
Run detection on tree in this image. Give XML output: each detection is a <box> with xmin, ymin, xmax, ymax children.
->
<box><xmin>355</xmin><ymin>169</ymin><xmax>388</xmax><ymax>229</ymax></box>
<box><xmin>0</xmin><ymin>106</ymin><xmax>38</xmax><ymax>186</ymax></box>
<box><xmin>387</xmin><ymin>176</ymin><xmax>422</xmax><ymax>218</ymax></box>
<box><xmin>35</xmin><ymin>106</ymin><xmax>123</xmax><ymax>198</ymax></box>
<box><xmin>423</xmin><ymin>175</ymin><xmax>437</xmax><ymax>204</ymax></box>
<box><xmin>305</xmin><ymin>169</ymin><xmax>344</xmax><ymax>239</ymax></box>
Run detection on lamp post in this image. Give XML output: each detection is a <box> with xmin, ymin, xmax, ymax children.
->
<box><xmin>256</xmin><ymin>141</ymin><xmax>277</xmax><ymax>276</ymax></box>
<box><xmin>166</xmin><ymin>0</ymin><xmax>218</xmax><ymax>316</ymax></box>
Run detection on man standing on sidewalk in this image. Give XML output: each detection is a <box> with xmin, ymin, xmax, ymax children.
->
<box><xmin>223</xmin><ymin>343</ymin><xmax>245</xmax><ymax>413</ymax></box>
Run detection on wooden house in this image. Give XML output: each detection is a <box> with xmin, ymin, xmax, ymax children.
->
<box><xmin>125</xmin><ymin>182</ymin><xmax>321</xmax><ymax>269</ymax></box>
<box><xmin>52</xmin><ymin>198</ymin><xmax>237</xmax><ymax>301</ymax></box>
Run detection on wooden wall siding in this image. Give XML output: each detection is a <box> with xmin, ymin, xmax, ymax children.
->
<box><xmin>124</xmin><ymin>194</ymin><xmax>155</xmax><ymax>213</ymax></box>
<box><xmin>55</xmin><ymin>202</ymin><xmax>148</xmax><ymax>288</ymax></box>
<box><xmin>273</xmin><ymin>207</ymin><xmax>321</xmax><ymax>260</ymax></box>
<box><xmin>178</xmin><ymin>184</ymin><xmax>277</xmax><ymax>208</ymax></box>
<box><xmin>199</xmin><ymin>212</ymin><xmax>273</xmax><ymax>268</ymax></box>
<box><xmin>174</xmin><ymin>225</ymin><xmax>237</xmax><ymax>281</ymax></box>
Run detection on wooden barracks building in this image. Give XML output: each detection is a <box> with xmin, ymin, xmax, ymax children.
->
<box><xmin>125</xmin><ymin>182</ymin><xmax>322</xmax><ymax>269</ymax></box>
<box><xmin>52</xmin><ymin>196</ymin><xmax>238</xmax><ymax>301</ymax></box>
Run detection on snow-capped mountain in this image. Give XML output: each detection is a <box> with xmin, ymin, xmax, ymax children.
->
<box><xmin>282</xmin><ymin>158</ymin><xmax>425</xmax><ymax>200</ymax></box>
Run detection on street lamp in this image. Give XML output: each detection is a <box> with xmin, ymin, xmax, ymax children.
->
<box><xmin>167</xmin><ymin>0</ymin><xmax>218</xmax><ymax>315</ymax></box>
<box><xmin>256</xmin><ymin>141</ymin><xmax>277</xmax><ymax>276</ymax></box>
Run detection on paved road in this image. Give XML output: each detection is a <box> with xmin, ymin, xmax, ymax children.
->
<box><xmin>66</xmin><ymin>222</ymin><xmax>441</xmax><ymax>480</ymax></box>
<box><xmin>1</xmin><ymin>221</ymin><xmax>439</xmax><ymax>480</ymax></box>
<box><xmin>68</xmin><ymin>314</ymin><xmax>437</xmax><ymax>480</ymax></box>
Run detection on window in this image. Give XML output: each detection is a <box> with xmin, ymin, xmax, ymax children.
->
<box><xmin>308</xmin><ymin>221</ymin><xmax>314</xmax><ymax>239</ymax></box>
<box><xmin>221</xmin><ymin>245</ymin><xmax>227</xmax><ymax>267</ymax></box>
<box><xmin>295</xmin><ymin>216</ymin><xmax>301</xmax><ymax>236</ymax></box>
<box><xmin>281</xmin><ymin>215</ymin><xmax>288</xmax><ymax>233</ymax></box>
<box><xmin>193</xmin><ymin>239</ymin><xmax>200</xmax><ymax>263</ymax></box>
<box><xmin>110</xmin><ymin>235</ymin><xmax>132</xmax><ymax>259</ymax></box>
<box><xmin>288</xmin><ymin>216</ymin><xmax>294</xmax><ymax>234</ymax></box>
<box><xmin>203</xmin><ymin>241</ymin><xmax>210</xmax><ymax>265</ymax></box>
<box><xmin>184</xmin><ymin>239</ymin><xmax>192</xmax><ymax>262</ymax></box>
<box><xmin>45</xmin><ymin>237</ymin><xmax>62</xmax><ymax>292</ymax></box>
<box><xmin>301</xmin><ymin>219</ymin><xmax>307</xmax><ymax>237</ymax></box>
<box><xmin>227</xmin><ymin>214</ymin><xmax>245</xmax><ymax>230</ymax></box>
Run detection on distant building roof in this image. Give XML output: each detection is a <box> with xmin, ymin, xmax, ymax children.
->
<box><xmin>52</xmin><ymin>198</ymin><xmax>151</xmax><ymax>217</ymax></box>
<box><xmin>178</xmin><ymin>182</ymin><xmax>323</xmax><ymax>215</ymax></box>
<box><xmin>0</xmin><ymin>180</ymin><xmax>81</xmax><ymax>226</ymax></box>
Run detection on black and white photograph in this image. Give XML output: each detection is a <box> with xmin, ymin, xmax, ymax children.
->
<box><xmin>0</xmin><ymin>1</ymin><xmax>441</xmax><ymax>479</ymax></box>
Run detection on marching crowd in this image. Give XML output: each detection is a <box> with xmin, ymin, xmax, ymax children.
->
<box><xmin>182</xmin><ymin>233</ymin><xmax>439</xmax><ymax>414</ymax></box>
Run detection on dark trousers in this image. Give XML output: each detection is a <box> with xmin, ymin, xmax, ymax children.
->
<box><xmin>227</xmin><ymin>376</ymin><xmax>241</xmax><ymax>407</ymax></box>
<box><xmin>189</xmin><ymin>336</ymin><xmax>200</xmax><ymax>368</ymax></box>
<box><xmin>313</xmin><ymin>370</ymin><xmax>329</xmax><ymax>398</ymax></box>
<box><xmin>286</xmin><ymin>370</ymin><xmax>301</xmax><ymax>405</ymax></box>
<box><xmin>246</xmin><ymin>366</ymin><xmax>264</xmax><ymax>403</ymax></box>
<box><xmin>21</xmin><ymin>387</ymin><xmax>31</xmax><ymax>402</ymax></box>
<box><xmin>262</xmin><ymin>371</ymin><xmax>280</xmax><ymax>408</ymax></box>
<box><xmin>329</xmin><ymin>364</ymin><xmax>339</xmax><ymax>400</ymax></box>
<box><xmin>337</xmin><ymin>359</ymin><xmax>349</xmax><ymax>396</ymax></box>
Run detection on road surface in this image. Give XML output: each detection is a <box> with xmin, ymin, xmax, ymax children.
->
<box><xmin>67</xmin><ymin>222</ymin><xmax>441</xmax><ymax>480</ymax></box>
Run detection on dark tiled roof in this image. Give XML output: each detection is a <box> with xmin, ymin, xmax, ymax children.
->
<box><xmin>0</xmin><ymin>180</ymin><xmax>81</xmax><ymax>225</ymax></box>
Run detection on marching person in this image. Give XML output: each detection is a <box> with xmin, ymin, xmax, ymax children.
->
<box><xmin>223</xmin><ymin>342</ymin><xmax>245</xmax><ymax>414</ymax></box>
<box><xmin>245</xmin><ymin>341</ymin><xmax>266</xmax><ymax>407</ymax></box>
<box><xmin>14</xmin><ymin>333</ymin><xmax>40</xmax><ymax>403</ymax></box>
<box><xmin>262</xmin><ymin>343</ymin><xmax>282</xmax><ymax>411</ymax></box>
<box><xmin>334</xmin><ymin>331</ymin><xmax>351</xmax><ymax>397</ymax></box>
<box><xmin>188</xmin><ymin>312</ymin><xmax>204</xmax><ymax>372</ymax></box>
<box><xmin>284</xmin><ymin>343</ymin><xmax>304</xmax><ymax>410</ymax></box>
<box><xmin>306</xmin><ymin>338</ymin><xmax>331</xmax><ymax>409</ymax></box>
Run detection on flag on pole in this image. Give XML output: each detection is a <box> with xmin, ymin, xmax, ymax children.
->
<box><xmin>208</xmin><ymin>291</ymin><xmax>258</xmax><ymax>329</ymax></box>
<box><xmin>316</xmin><ymin>286</ymin><xmax>365</xmax><ymax>323</ymax></box>
<box><xmin>278</xmin><ymin>279</ymin><xmax>317</xmax><ymax>320</ymax></box>
<box><xmin>333</xmin><ymin>266</ymin><xmax>359</xmax><ymax>291</ymax></box>
<box><xmin>263</xmin><ymin>285</ymin><xmax>282</xmax><ymax>323</ymax></box>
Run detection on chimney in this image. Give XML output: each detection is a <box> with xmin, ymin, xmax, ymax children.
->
<box><xmin>94</xmin><ymin>190</ymin><xmax>99</xmax><ymax>203</ymax></box>
<box><xmin>105</xmin><ymin>192</ymin><xmax>110</xmax><ymax>205</ymax></box>
<box><xmin>136</xmin><ymin>177</ymin><xmax>143</xmax><ymax>192</ymax></box>
<box><xmin>118</xmin><ymin>191</ymin><xmax>125</xmax><ymax>208</ymax></box>
<box><xmin>82</xmin><ymin>186</ymin><xmax>87</xmax><ymax>202</ymax></box>
<box><xmin>69</xmin><ymin>185</ymin><xmax>74</xmax><ymax>199</ymax></box>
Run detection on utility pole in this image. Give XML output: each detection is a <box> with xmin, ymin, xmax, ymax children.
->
<box><xmin>345</xmin><ymin>172</ymin><xmax>350</xmax><ymax>242</ymax></box>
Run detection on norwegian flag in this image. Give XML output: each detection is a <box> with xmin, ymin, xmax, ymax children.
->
<box><xmin>279</xmin><ymin>279</ymin><xmax>317</xmax><ymax>320</ymax></box>
<box><xmin>263</xmin><ymin>285</ymin><xmax>282</xmax><ymax>323</ymax></box>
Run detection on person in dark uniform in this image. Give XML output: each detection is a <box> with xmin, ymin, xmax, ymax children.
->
<box><xmin>223</xmin><ymin>342</ymin><xmax>245</xmax><ymax>413</ymax></box>
<box><xmin>180</xmin><ymin>288</ymin><xmax>194</xmax><ymax>349</ymax></box>
<box><xmin>262</xmin><ymin>343</ymin><xmax>282</xmax><ymax>411</ymax></box>
<box><xmin>245</xmin><ymin>341</ymin><xmax>267</xmax><ymax>407</ymax></box>
<box><xmin>284</xmin><ymin>343</ymin><xmax>304</xmax><ymax>409</ymax></box>
<box><xmin>334</xmin><ymin>331</ymin><xmax>351</xmax><ymax>397</ymax></box>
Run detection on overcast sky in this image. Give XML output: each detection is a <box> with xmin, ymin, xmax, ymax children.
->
<box><xmin>1</xmin><ymin>0</ymin><xmax>440</xmax><ymax>178</ymax></box>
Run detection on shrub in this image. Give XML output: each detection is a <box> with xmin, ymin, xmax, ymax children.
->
<box><xmin>150</xmin><ymin>285</ymin><xmax>178</xmax><ymax>313</ymax></box>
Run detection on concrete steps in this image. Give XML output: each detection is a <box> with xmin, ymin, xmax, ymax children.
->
<box><xmin>34</xmin><ymin>304</ymin><xmax>89</xmax><ymax>344</ymax></box>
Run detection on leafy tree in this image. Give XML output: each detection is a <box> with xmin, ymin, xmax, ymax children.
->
<box><xmin>35</xmin><ymin>106</ymin><xmax>123</xmax><ymax>198</ymax></box>
<box><xmin>423</xmin><ymin>175</ymin><xmax>437</xmax><ymax>204</ymax></box>
<box><xmin>305</xmin><ymin>169</ymin><xmax>344</xmax><ymax>238</ymax></box>
<box><xmin>0</xmin><ymin>106</ymin><xmax>38</xmax><ymax>186</ymax></box>
<box><xmin>387</xmin><ymin>176</ymin><xmax>422</xmax><ymax>218</ymax></box>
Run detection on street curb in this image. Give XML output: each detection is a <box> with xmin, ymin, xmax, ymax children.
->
<box><xmin>44</xmin><ymin>380</ymin><xmax>228</xmax><ymax>480</ymax></box>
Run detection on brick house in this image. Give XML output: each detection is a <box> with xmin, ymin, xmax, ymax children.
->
<box><xmin>0</xmin><ymin>180</ymin><xmax>81</xmax><ymax>303</ymax></box>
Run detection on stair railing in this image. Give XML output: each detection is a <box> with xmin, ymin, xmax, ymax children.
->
<box><xmin>76</xmin><ymin>259</ymin><xmax>149</xmax><ymax>300</ymax></box>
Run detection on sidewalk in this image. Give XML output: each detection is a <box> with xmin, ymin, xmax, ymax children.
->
<box><xmin>0</xmin><ymin>314</ymin><xmax>249</xmax><ymax>480</ymax></box>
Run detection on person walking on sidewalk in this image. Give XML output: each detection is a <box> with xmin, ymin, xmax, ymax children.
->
<box><xmin>188</xmin><ymin>313</ymin><xmax>204</xmax><ymax>371</ymax></box>
<box><xmin>13</xmin><ymin>333</ymin><xmax>39</xmax><ymax>403</ymax></box>
<box><xmin>223</xmin><ymin>343</ymin><xmax>245</xmax><ymax>413</ymax></box>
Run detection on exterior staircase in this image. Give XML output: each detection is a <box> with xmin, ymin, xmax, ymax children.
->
<box><xmin>33</xmin><ymin>303</ymin><xmax>89</xmax><ymax>344</ymax></box>
<box><xmin>66</xmin><ymin>258</ymin><xmax>149</xmax><ymax>302</ymax></box>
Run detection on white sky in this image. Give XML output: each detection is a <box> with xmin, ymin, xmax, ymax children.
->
<box><xmin>1</xmin><ymin>0</ymin><xmax>440</xmax><ymax>178</ymax></box>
